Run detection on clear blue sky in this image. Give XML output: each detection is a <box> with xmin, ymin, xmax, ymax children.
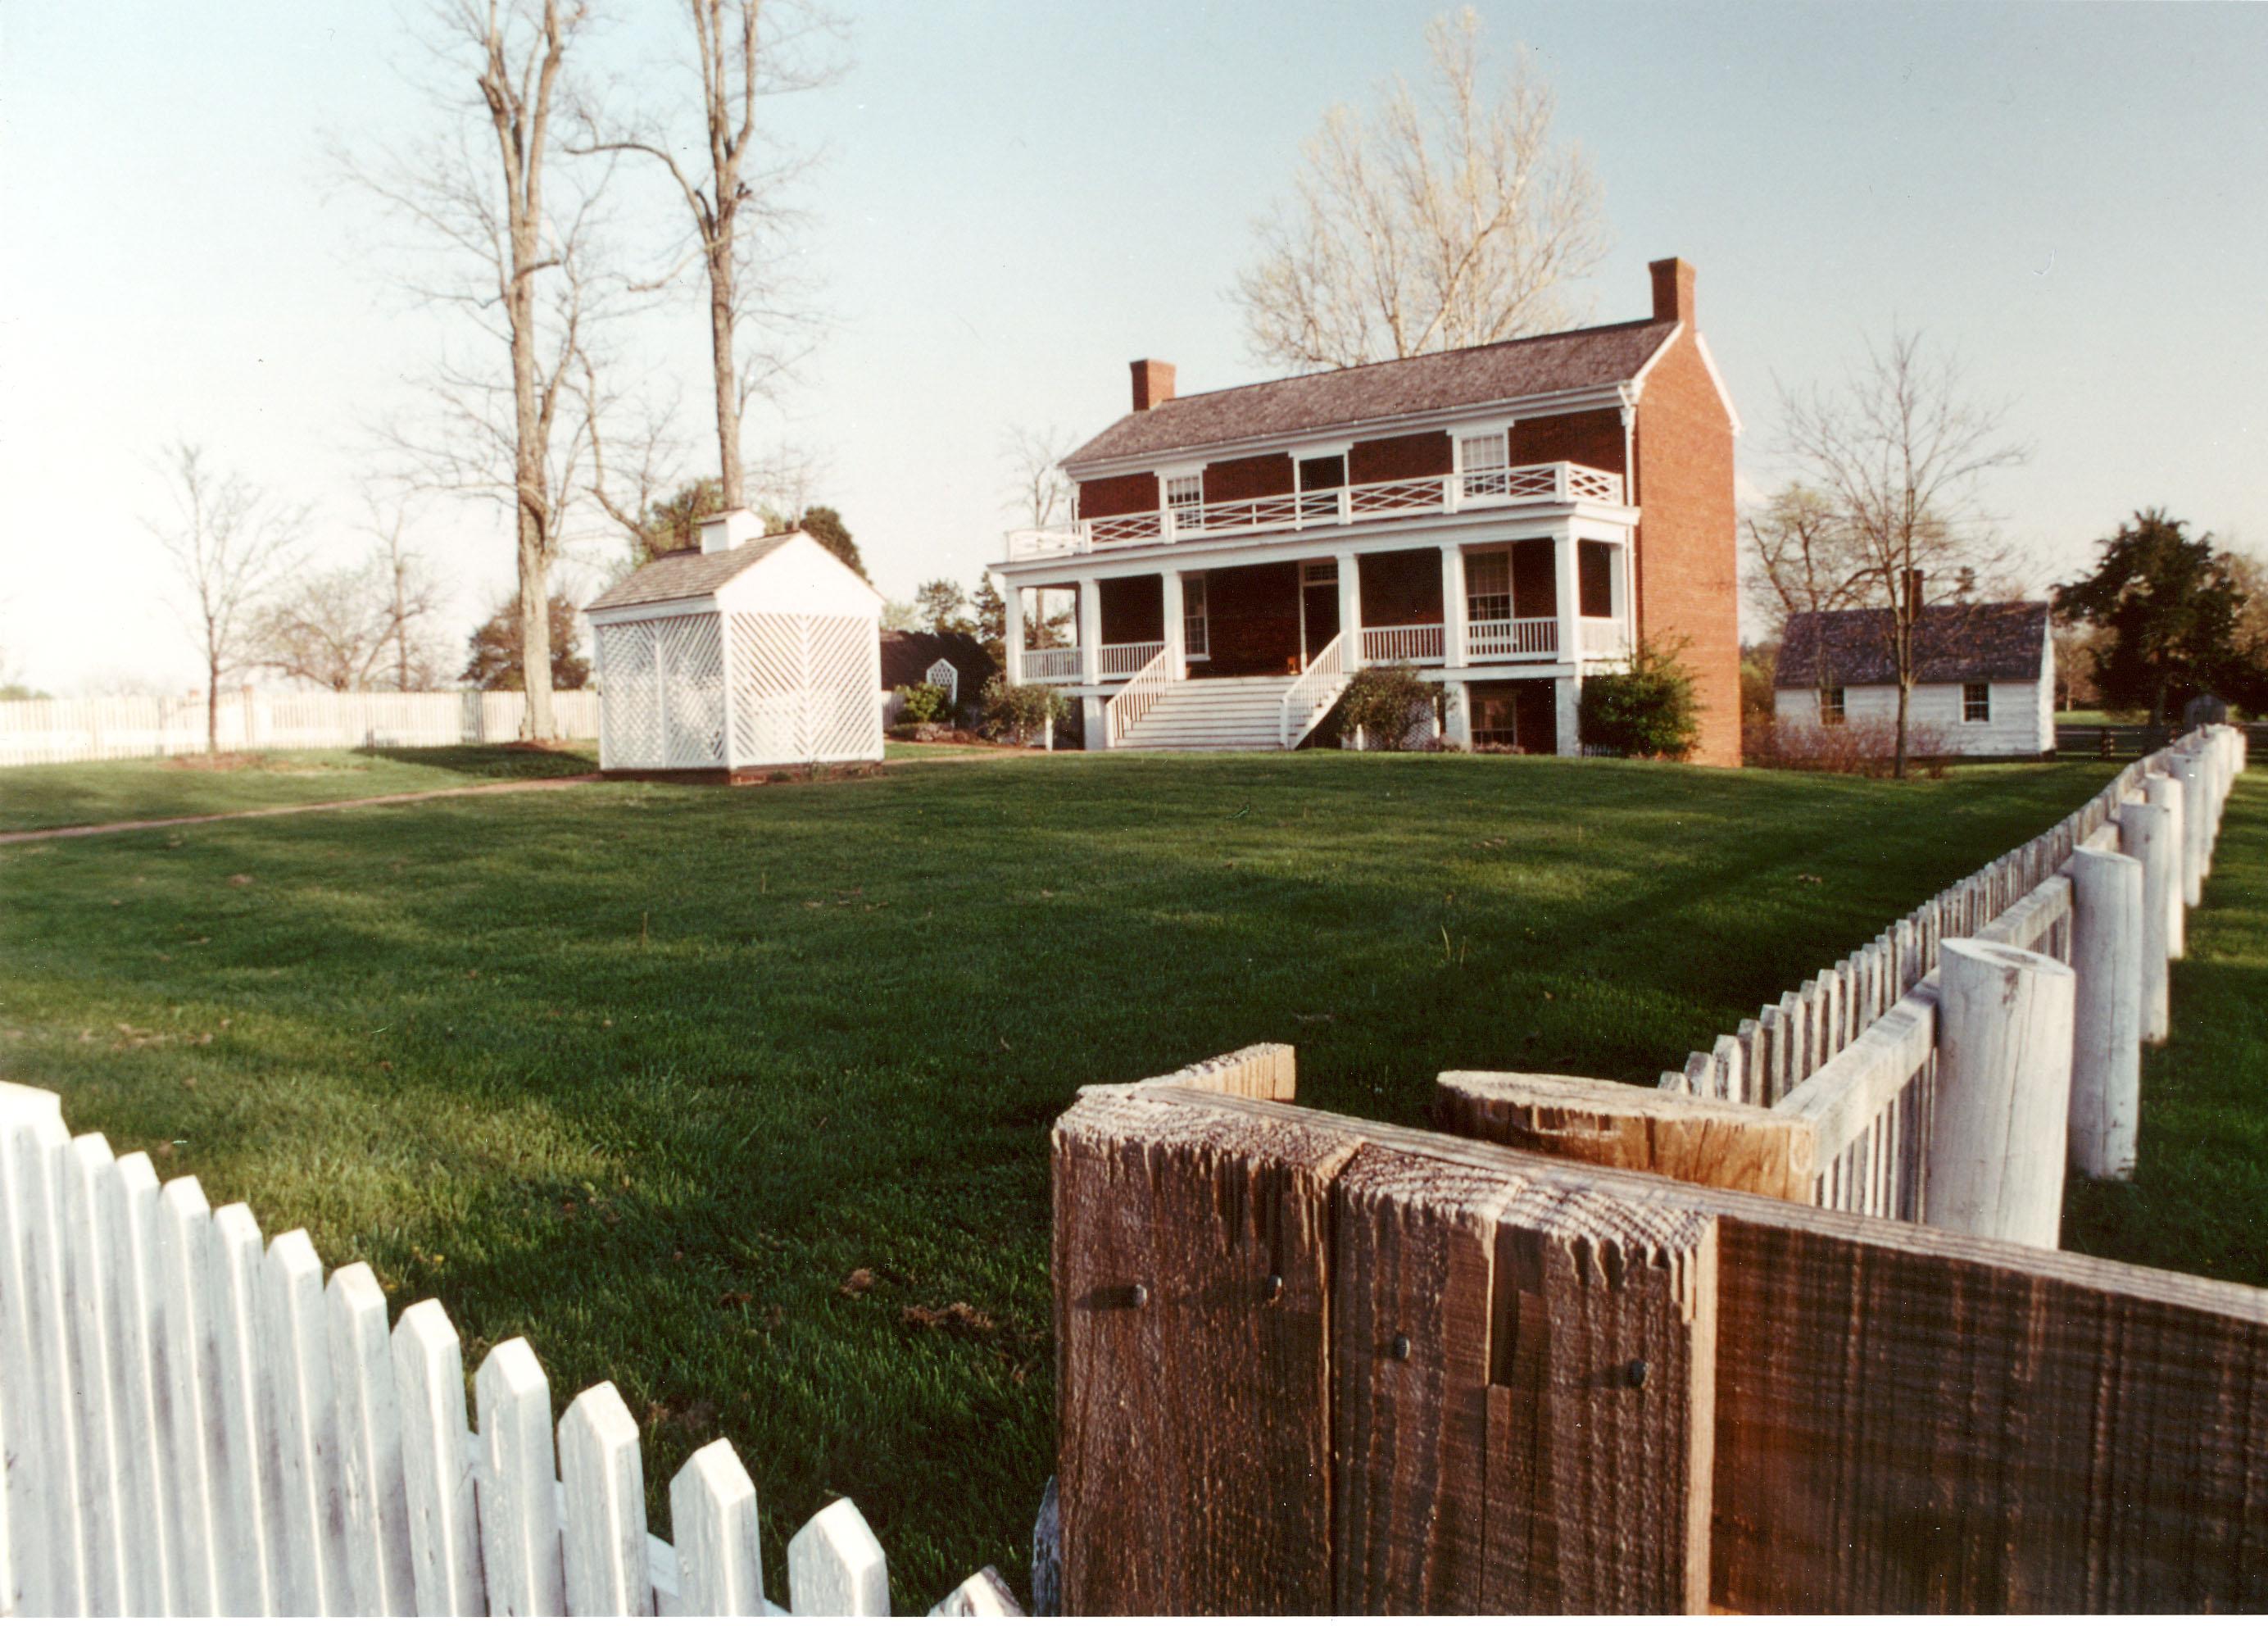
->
<box><xmin>4</xmin><ymin>2</ymin><xmax>2264</xmax><ymax>693</ymax></box>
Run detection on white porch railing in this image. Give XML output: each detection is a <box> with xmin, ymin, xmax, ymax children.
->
<box><xmin>1581</xmin><ymin>616</ymin><xmax>1632</xmax><ymax>657</ymax></box>
<box><xmin>1098</xmin><ymin>640</ymin><xmax>1166</xmax><ymax>678</ymax></box>
<box><xmin>1104</xmin><ymin>643</ymin><xmax>1177</xmax><ymax>746</ymax></box>
<box><xmin>1022</xmin><ymin>647</ymin><xmax>1080</xmax><ymax>683</ymax></box>
<box><xmin>1003</xmin><ymin>461</ymin><xmax>1627</xmax><ymax>560</ymax></box>
<box><xmin>1467</xmin><ymin>617</ymin><xmax>1558</xmax><ymax>660</ymax></box>
<box><xmin>1359</xmin><ymin>624</ymin><xmax>1445</xmax><ymax>665</ymax></box>
<box><xmin>1279</xmin><ymin>633</ymin><xmax>1348</xmax><ymax>749</ymax></box>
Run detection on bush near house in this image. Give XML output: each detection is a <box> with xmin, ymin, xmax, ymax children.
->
<box><xmin>896</xmin><ymin>682</ymin><xmax>950</xmax><ymax>726</ymax></box>
<box><xmin>981</xmin><ymin>678</ymin><xmax>1069</xmax><ymax>745</ymax></box>
<box><xmin>1747</xmin><ymin>716</ymin><xmax>1955</xmax><ymax>777</ymax></box>
<box><xmin>1333</xmin><ymin>664</ymin><xmax>1441</xmax><ymax>750</ymax></box>
<box><xmin>1578</xmin><ymin>639</ymin><xmax>1701</xmax><ymax>760</ymax></box>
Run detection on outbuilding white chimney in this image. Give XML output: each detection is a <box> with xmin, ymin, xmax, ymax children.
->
<box><xmin>699</xmin><ymin>508</ymin><xmax>764</xmax><ymax>555</ymax></box>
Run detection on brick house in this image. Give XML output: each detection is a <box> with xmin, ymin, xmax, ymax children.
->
<box><xmin>989</xmin><ymin>257</ymin><xmax>1742</xmax><ymax>762</ymax></box>
<box><xmin>1774</xmin><ymin>601</ymin><xmax>2056</xmax><ymax>758</ymax></box>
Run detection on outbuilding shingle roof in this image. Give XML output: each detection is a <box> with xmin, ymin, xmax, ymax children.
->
<box><xmin>1064</xmin><ymin>319</ymin><xmax>1679</xmax><ymax>470</ymax></box>
<box><xmin>1775</xmin><ymin>602</ymin><xmax>2050</xmax><ymax>688</ymax></box>
<box><xmin>585</xmin><ymin>533</ymin><xmax>797</xmax><ymax>613</ymax></box>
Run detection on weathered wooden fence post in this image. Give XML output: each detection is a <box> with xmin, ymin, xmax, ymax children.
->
<box><xmin>2068</xmin><ymin>848</ymin><xmax>2143</xmax><ymax>1179</ymax></box>
<box><xmin>2115</xmin><ymin>797</ymin><xmax>2176</xmax><ymax>1043</ymax></box>
<box><xmin>2143</xmin><ymin>772</ymin><xmax>2187</xmax><ymax>958</ymax></box>
<box><xmin>1925</xmin><ymin>938</ymin><xmax>2077</xmax><ymax>1247</ymax></box>
<box><xmin>2171</xmin><ymin>752</ymin><xmax>2208</xmax><ymax>906</ymax></box>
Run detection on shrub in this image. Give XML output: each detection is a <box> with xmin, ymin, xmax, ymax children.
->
<box><xmin>1336</xmin><ymin>664</ymin><xmax>1440</xmax><ymax>751</ymax></box>
<box><xmin>896</xmin><ymin>682</ymin><xmax>950</xmax><ymax>725</ymax></box>
<box><xmin>1578</xmin><ymin>639</ymin><xmax>1700</xmax><ymax>760</ymax></box>
<box><xmin>1746</xmin><ymin>716</ymin><xmax>1953</xmax><ymax>778</ymax></box>
<box><xmin>980</xmin><ymin>678</ymin><xmax>1069</xmax><ymax>745</ymax></box>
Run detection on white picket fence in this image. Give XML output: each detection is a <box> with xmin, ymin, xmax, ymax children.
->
<box><xmin>0</xmin><ymin>1086</ymin><xmax>1020</xmax><ymax>1619</ymax></box>
<box><xmin>0</xmin><ymin>691</ymin><xmax>602</xmax><ymax>768</ymax></box>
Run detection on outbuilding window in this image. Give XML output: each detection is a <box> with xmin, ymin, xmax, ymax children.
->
<box><xmin>1820</xmin><ymin>687</ymin><xmax>1846</xmax><ymax>727</ymax></box>
<box><xmin>1963</xmin><ymin>682</ymin><xmax>1991</xmax><ymax>723</ymax></box>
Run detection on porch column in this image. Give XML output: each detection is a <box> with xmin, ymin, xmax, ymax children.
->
<box><xmin>1001</xmin><ymin>575</ymin><xmax>1025</xmax><ymax>685</ymax></box>
<box><xmin>1554</xmin><ymin>676</ymin><xmax>1581</xmax><ymax>757</ymax></box>
<box><xmin>1077</xmin><ymin>577</ymin><xmax>1102</xmax><ymax>685</ymax></box>
<box><xmin>1336</xmin><ymin>549</ymin><xmax>1363</xmax><ymax>668</ymax></box>
<box><xmin>1553</xmin><ymin>527</ymin><xmax>1580</xmax><ymax>665</ymax></box>
<box><xmin>1445</xmin><ymin>679</ymin><xmax>1472</xmax><ymax>748</ymax></box>
<box><xmin>1160</xmin><ymin>570</ymin><xmax>1186</xmax><ymax>678</ymax></box>
<box><xmin>1440</xmin><ymin>544</ymin><xmax>1468</xmax><ymax>668</ymax></box>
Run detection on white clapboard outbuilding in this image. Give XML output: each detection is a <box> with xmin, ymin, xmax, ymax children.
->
<box><xmin>587</xmin><ymin>510</ymin><xmax>883</xmax><ymax>779</ymax></box>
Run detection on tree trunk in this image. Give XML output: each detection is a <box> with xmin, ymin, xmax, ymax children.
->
<box><xmin>1894</xmin><ymin>679</ymin><xmax>1911</xmax><ymax>779</ymax></box>
<box><xmin>709</xmin><ymin>240</ymin><xmax>742</xmax><ymax>511</ymax></box>
<box><xmin>509</xmin><ymin>236</ymin><xmax>556</xmax><ymax>743</ymax></box>
<box><xmin>206</xmin><ymin>651</ymin><xmax>221</xmax><ymax>756</ymax></box>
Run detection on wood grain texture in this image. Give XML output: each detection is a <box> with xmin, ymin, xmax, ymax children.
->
<box><xmin>1053</xmin><ymin>1087</ymin><xmax>1361</xmax><ymax>1615</ymax></box>
<box><xmin>1136</xmin><ymin>1042</ymin><xmax>1298</xmax><ymax>1101</ymax></box>
<box><xmin>1106</xmin><ymin>1083</ymin><xmax>2268</xmax><ymax>1614</ymax></box>
<box><xmin>1927</xmin><ymin>939</ymin><xmax>2076</xmax><ymax>1247</ymax></box>
<box><xmin>1436</xmin><ymin>1071</ymin><xmax>1817</xmax><ymax>1203</ymax></box>
<box><xmin>1484</xmin><ymin>1183</ymin><xmax>1717</xmax><ymax>1614</ymax></box>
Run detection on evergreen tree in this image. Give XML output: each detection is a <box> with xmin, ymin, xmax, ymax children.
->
<box><xmin>796</xmin><ymin>506</ymin><xmax>867</xmax><ymax>580</ymax></box>
<box><xmin>462</xmin><ymin>593</ymin><xmax>590</xmax><ymax>692</ymax></box>
<box><xmin>2053</xmin><ymin>510</ymin><xmax>2258</xmax><ymax>725</ymax></box>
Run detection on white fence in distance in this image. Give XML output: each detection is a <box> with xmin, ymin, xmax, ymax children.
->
<box><xmin>0</xmin><ymin>690</ymin><xmax>602</xmax><ymax>768</ymax></box>
<box><xmin>0</xmin><ymin>1086</ymin><xmax>1020</xmax><ymax>1618</ymax></box>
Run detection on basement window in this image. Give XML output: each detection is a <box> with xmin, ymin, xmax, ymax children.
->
<box><xmin>1964</xmin><ymin>683</ymin><xmax>1991</xmax><ymax>723</ymax></box>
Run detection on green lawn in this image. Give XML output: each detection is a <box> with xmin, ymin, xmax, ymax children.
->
<box><xmin>0</xmin><ymin>743</ymin><xmax>597</xmax><ymax>833</ymax></box>
<box><xmin>0</xmin><ymin>749</ymin><xmax>2125</xmax><ymax>1603</ymax></box>
<box><xmin>2066</xmin><ymin>768</ymin><xmax>2268</xmax><ymax>1285</ymax></box>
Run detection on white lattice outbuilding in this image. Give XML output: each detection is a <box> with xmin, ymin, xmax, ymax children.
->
<box><xmin>587</xmin><ymin>511</ymin><xmax>883</xmax><ymax>779</ymax></box>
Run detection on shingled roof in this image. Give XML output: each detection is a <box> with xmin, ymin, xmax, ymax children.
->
<box><xmin>1064</xmin><ymin>319</ymin><xmax>1679</xmax><ymax>470</ymax></box>
<box><xmin>586</xmin><ymin>532</ymin><xmax>797</xmax><ymax>614</ymax></box>
<box><xmin>1776</xmin><ymin>602</ymin><xmax>2050</xmax><ymax>688</ymax></box>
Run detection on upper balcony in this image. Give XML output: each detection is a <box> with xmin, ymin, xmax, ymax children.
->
<box><xmin>1004</xmin><ymin>460</ymin><xmax>1626</xmax><ymax>563</ymax></box>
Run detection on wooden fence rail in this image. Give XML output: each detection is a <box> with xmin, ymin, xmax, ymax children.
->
<box><xmin>0</xmin><ymin>690</ymin><xmax>601</xmax><ymax>767</ymax></box>
<box><xmin>1056</xmin><ymin>1055</ymin><xmax>2268</xmax><ymax>1613</ymax></box>
<box><xmin>0</xmin><ymin>1085</ymin><xmax>1020</xmax><ymax>1619</ymax></box>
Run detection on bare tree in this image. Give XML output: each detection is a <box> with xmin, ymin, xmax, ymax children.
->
<box><xmin>254</xmin><ymin>567</ymin><xmax>394</xmax><ymax>692</ymax></box>
<box><xmin>369</xmin><ymin>506</ymin><xmax>454</xmax><ymax>688</ymax></box>
<box><xmin>574</xmin><ymin>0</ymin><xmax>841</xmax><ymax>509</ymax></box>
<box><xmin>1779</xmin><ymin>326</ymin><xmax>2029</xmax><ymax>775</ymax></box>
<box><xmin>1744</xmin><ymin>483</ymin><xmax>1866</xmax><ymax>706</ymax></box>
<box><xmin>340</xmin><ymin>0</ymin><xmax>600</xmax><ymax>740</ymax></box>
<box><xmin>147</xmin><ymin>442</ymin><xmax>306</xmax><ymax>751</ymax></box>
<box><xmin>1000</xmin><ymin>424</ymin><xmax>1075</xmax><ymax>530</ymax></box>
<box><xmin>1232</xmin><ymin>8</ymin><xmax>1610</xmax><ymax>372</ymax></box>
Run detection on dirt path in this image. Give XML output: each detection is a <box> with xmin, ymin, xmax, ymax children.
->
<box><xmin>0</xmin><ymin>774</ymin><xmax>604</xmax><ymax>846</ymax></box>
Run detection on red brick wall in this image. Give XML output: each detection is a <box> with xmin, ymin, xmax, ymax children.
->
<box><xmin>1631</xmin><ymin>333</ymin><xmax>1740</xmax><ymax>766</ymax></box>
<box><xmin>1099</xmin><ymin>575</ymin><xmax>1164</xmax><ymax>645</ymax></box>
<box><xmin>1349</xmin><ymin>432</ymin><xmax>1452</xmax><ymax>484</ymax></box>
<box><xmin>1508</xmin><ymin>409</ymin><xmax>1626</xmax><ymax>475</ymax></box>
<box><xmin>1077</xmin><ymin>472</ymin><xmax>1159</xmax><ymax>521</ymax></box>
<box><xmin>1202</xmin><ymin>454</ymin><xmax>1295</xmax><ymax>502</ymax></box>
<box><xmin>1357</xmin><ymin>549</ymin><xmax>1442</xmax><ymax>626</ymax></box>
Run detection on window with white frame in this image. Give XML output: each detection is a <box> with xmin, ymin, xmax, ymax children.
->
<box><xmin>1458</xmin><ymin>430</ymin><xmax>1509</xmax><ymax>497</ymax></box>
<box><xmin>1183</xmin><ymin>575</ymin><xmax>1209</xmax><ymax>658</ymax></box>
<box><xmin>1164</xmin><ymin>474</ymin><xmax>1204</xmax><ymax>529</ymax></box>
<box><xmin>1821</xmin><ymin>687</ymin><xmax>1847</xmax><ymax>727</ymax></box>
<box><xmin>1465</xmin><ymin>549</ymin><xmax>1511</xmax><ymax>622</ymax></box>
<box><xmin>1963</xmin><ymin>682</ymin><xmax>1991</xmax><ymax>723</ymax></box>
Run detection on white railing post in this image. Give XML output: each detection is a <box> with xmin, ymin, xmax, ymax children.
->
<box><xmin>2143</xmin><ymin>772</ymin><xmax>2187</xmax><ymax>957</ymax></box>
<box><xmin>1926</xmin><ymin>938</ymin><xmax>2078</xmax><ymax>1247</ymax></box>
<box><xmin>2171</xmin><ymin>750</ymin><xmax>2207</xmax><ymax>907</ymax></box>
<box><xmin>1103</xmin><ymin>642</ymin><xmax>1177</xmax><ymax>747</ymax></box>
<box><xmin>1277</xmin><ymin>632</ymin><xmax>1346</xmax><ymax>748</ymax></box>
<box><xmin>2068</xmin><ymin>848</ymin><xmax>2144</xmax><ymax>1180</ymax></box>
<box><xmin>2116</xmin><ymin>797</ymin><xmax>2177</xmax><ymax>1042</ymax></box>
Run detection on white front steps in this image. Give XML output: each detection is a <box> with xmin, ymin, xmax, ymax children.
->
<box><xmin>1114</xmin><ymin>674</ymin><xmax>1343</xmax><ymax>752</ymax></box>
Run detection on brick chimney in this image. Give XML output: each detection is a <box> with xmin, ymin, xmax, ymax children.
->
<box><xmin>1131</xmin><ymin>358</ymin><xmax>1176</xmax><ymax>413</ymax></box>
<box><xmin>1649</xmin><ymin>257</ymin><xmax>1696</xmax><ymax>325</ymax></box>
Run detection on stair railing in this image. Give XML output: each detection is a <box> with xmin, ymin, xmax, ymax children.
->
<box><xmin>1104</xmin><ymin>642</ymin><xmax>1178</xmax><ymax>747</ymax></box>
<box><xmin>1279</xmin><ymin>632</ymin><xmax>1349</xmax><ymax>748</ymax></box>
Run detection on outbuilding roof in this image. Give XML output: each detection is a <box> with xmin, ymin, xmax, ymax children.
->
<box><xmin>585</xmin><ymin>532</ymin><xmax>798</xmax><ymax>614</ymax></box>
<box><xmin>1776</xmin><ymin>602</ymin><xmax>2050</xmax><ymax>688</ymax></box>
<box><xmin>1063</xmin><ymin>319</ymin><xmax>1679</xmax><ymax>470</ymax></box>
<box><xmin>879</xmin><ymin>629</ymin><xmax>996</xmax><ymax>692</ymax></box>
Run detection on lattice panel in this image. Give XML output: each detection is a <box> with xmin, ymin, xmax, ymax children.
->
<box><xmin>725</xmin><ymin>613</ymin><xmax>881</xmax><ymax>768</ymax></box>
<box><xmin>659</xmin><ymin>615</ymin><xmax>726</xmax><ymax>768</ymax></box>
<box><xmin>597</xmin><ymin>621</ymin><xmax>662</xmax><ymax>770</ymax></box>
